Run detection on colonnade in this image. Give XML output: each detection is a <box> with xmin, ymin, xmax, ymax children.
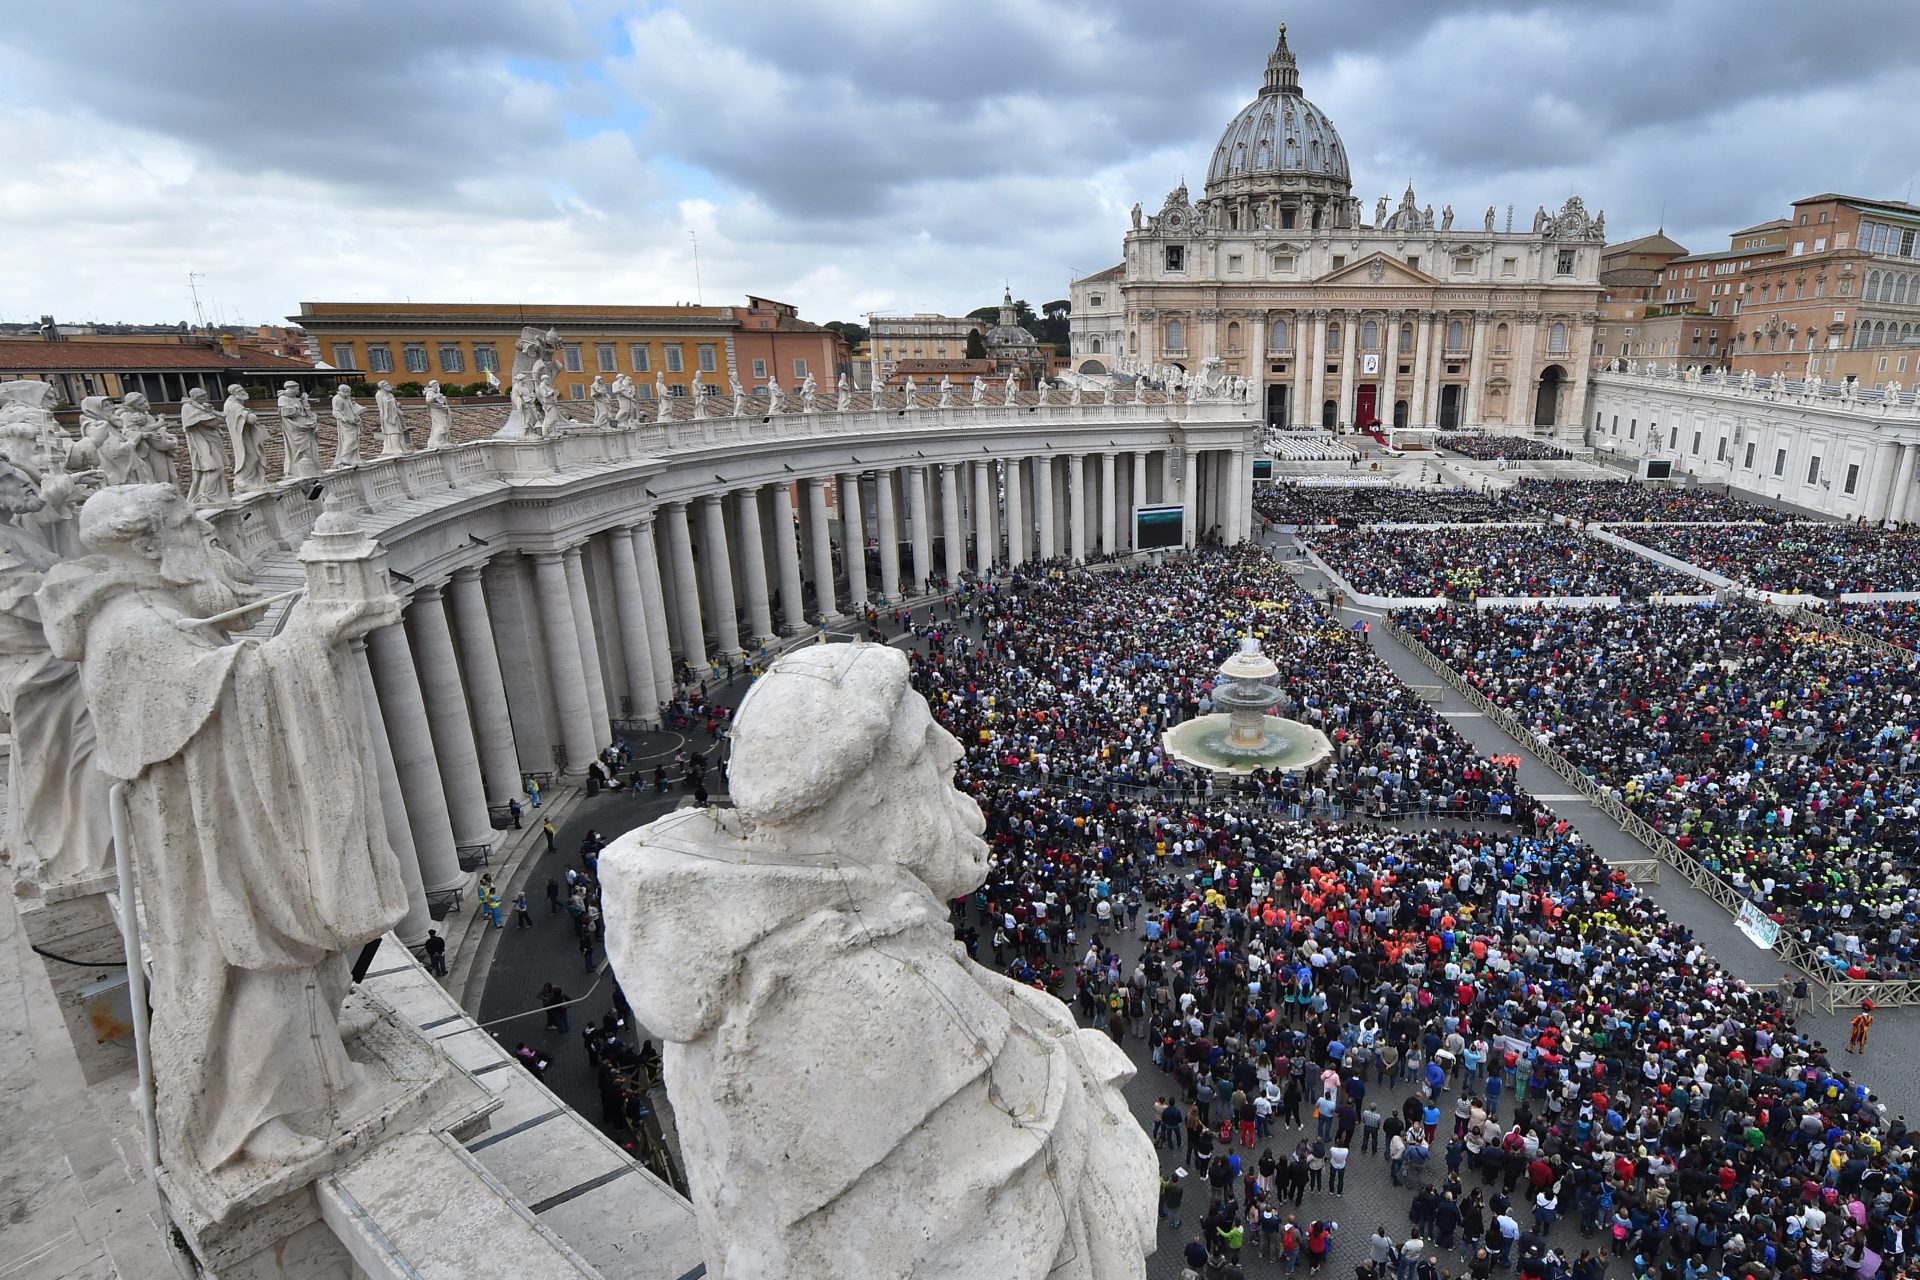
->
<box><xmin>346</xmin><ymin>440</ymin><xmax>1252</xmax><ymax>939</ymax></box>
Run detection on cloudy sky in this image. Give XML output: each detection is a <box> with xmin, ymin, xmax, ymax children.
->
<box><xmin>5</xmin><ymin>0</ymin><xmax>1918</xmax><ymax>331</ymax></box>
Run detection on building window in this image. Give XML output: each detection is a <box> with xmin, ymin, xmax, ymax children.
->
<box><xmin>1226</xmin><ymin>321</ymin><xmax>1242</xmax><ymax>353</ymax></box>
<box><xmin>664</xmin><ymin>344</ymin><xmax>684</xmax><ymax>372</ymax></box>
<box><xmin>1273</xmin><ymin>253</ymin><xmax>1295</xmax><ymax>273</ymax></box>
<box><xmin>1692</xmin><ymin>431</ymin><xmax>1702</xmax><ymax>455</ymax></box>
<box><xmin>1331</xmin><ymin>255</ymin><xmax>1346</xmax><ymax>270</ymax></box>
<box><xmin>1227</xmin><ymin>254</ymin><xmax>1244</xmax><ymax>273</ymax></box>
<box><xmin>1399</xmin><ymin>324</ymin><xmax>1413</xmax><ymax>354</ymax></box>
<box><xmin>1744</xmin><ymin>442</ymin><xmax>1758</xmax><ymax>469</ymax></box>
<box><xmin>1446</xmin><ymin>320</ymin><xmax>1464</xmax><ymax>351</ymax></box>
<box><xmin>1845</xmin><ymin>463</ymin><xmax>1860</xmax><ymax>495</ymax></box>
<box><xmin>473</xmin><ymin>343</ymin><xmax>498</xmax><ymax>373</ymax></box>
<box><xmin>697</xmin><ymin>343</ymin><xmax>718</xmax><ymax>373</ymax></box>
<box><xmin>1501</xmin><ymin>257</ymin><xmax>1517</xmax><ymax>276</ymax></box>
<box><xmin>563</xmin><ymin>344</ymin><xmax>583</xmax><ymax>373</ymax></box>
<box><xmin>1406</xmin><ymin>256</ymin><xmax>1419</xmax><ymax>273</ymax></box>
<box><xmin>1807</xmin><ymin>457</ymin><xmax>1821</xmax><ymax>485</ymax></box>
<box><xmin>667</xmin><ymin>383</ymin><xmax>688</xmax><ymax>397</ymax></box>
<box><xmin>629</xmin><ymin>344</ymin><xmax>650</xmax><ymax>372</ymax></box>
<box><xmin>793</xmin><ymin>358</ymin><xmax>808</xmax><ymax>378</ymax></box>
<box><xmin>1454</xmin><ymin>255</ymin><xmax>1474</xmax><ymax>275</ymax></box>
<box><xmin>752</xmin><ymin>359</ymin><xmax>767</xmax><ymax>379</ymax></box>
<box><xmin>367</xmin><ymin>343</ymin><xmax>393</xmax><ymax>373</ymax></box>
<box><xmin>438</xmin><ymin>344</ymin><xmax>465</xmax><ymax>373</ymax></box>
<box><xmin>329</xmin><ymin>342</ymin><xmax>355</xmax><ymax>370</ymax></box>
<box><xmin>1090</xmin><ymin>293</ymin><xmax>1103</xmax><ymax>307</ymax></box>
<box><xmin>1325</xmin><ymin>322</ymin><xmax>1339</xmax><ymax>354</ymax></box>
<box><xmin>633</xmin><ymin>382</ymin><xmax>652</xmax><ymax>399</ymax></box>
<box><xmin>569</xmin><ymin>384</ymin><xmax>585</xmax><ymax>401</ymax></box>
<box><xmin>1548</xmin><ymin>322</ymin><xmax>1567</xmax><ymax>353</ymax></box>
<box><xmin>1165</xmin><ymin>245</ymin><xmax>1185</xmax><ymax>271</ymax></box>
<box><xmin>596</xmin><ymin>343</ymin><xmax>616</xmax><ymax>372</ymax></box>
<box><xmin>1556</xmin><ymin>249</ymin><xmax>1576</xmax><ymax>275</ymax></box>
<box><xmin>1773</xmin><ymin>448</ymin><xmax>1787</xmax><ymax>477</ymax></box>
<box><xmin>402</xmin><ymin>343</ymin><xmax>429</xmax><ymax>373</ymax></box>
<box><xmin>1495</xmin><ymin>322</ymin><xmax>1510</xmax><ymax>354</ymax></box>
<box><xmin>1361</xmin><ymin>320</ymin><xmax>1378</xmax><ymax>349</ymax></box>
<box><xmin>1166</xmin><ymin>319</ymin><xmax>1185</xmax><ymax>351</ymax></box>
<box><xmin>1717</xmin><ymin>438</ymin><xmax>1728</xmax><ymax>462</ymax></box>
<box><xmin>1269</xmin><ymin>319</ymin><xmax>1290</xmax><ymax>350</ymax></box>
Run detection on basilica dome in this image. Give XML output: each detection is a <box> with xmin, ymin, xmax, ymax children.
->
<box><xmin>1203</xmin><ymin>25</ymin><xmax>1351</xmax><ymax>198</ymax></box>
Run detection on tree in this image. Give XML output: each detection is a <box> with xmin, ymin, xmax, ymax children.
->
<box><xmin>825</xmin><ymin>320</ymin><xmax>869</xmax><ymax>346</ymax></box>
<box><xmin>965</xmin><ymin>330</ymin><xmax>987</xmax><ymax>360</ymax></box>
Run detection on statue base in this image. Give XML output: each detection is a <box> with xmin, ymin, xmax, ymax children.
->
<box><xmin>161</xmin><ymin>983</ymin><xmax>498</xmax><ymax>1276</ymax></box>
<box><xmin>15</xmin><ymin>885</ymin><xmax>139</xmax><ymax>1086</ymax></box>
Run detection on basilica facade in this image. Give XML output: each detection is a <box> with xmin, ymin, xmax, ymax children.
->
<box><xmin>1072</xmin><ymin>26</ymin><xmax>1607</xmax><ymax>435</ymax></box>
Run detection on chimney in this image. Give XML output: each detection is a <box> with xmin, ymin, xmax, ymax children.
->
<box><xmin>218</xmin><ymin>331</ymin><xmax>239</xmax><ymax>356</ymax></box>
<box><xmin>38</xmin><ymin>315</ymin><xmax>56</xmax><ymax>342</ymax></box>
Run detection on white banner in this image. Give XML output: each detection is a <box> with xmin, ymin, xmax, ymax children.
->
<box><xmin>1736</xmin><ymin>901</ymin><xmax>1780</xmax><ymax>950</ymax></box>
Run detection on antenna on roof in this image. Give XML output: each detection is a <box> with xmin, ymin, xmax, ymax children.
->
<box><xmin>1658</xmin><ymin>201</ymin><xmax>1666</xmax><ymax>234</ymax></box>
<box><xmin>188</xmin><ymin>272</ymin><xmax>208</xmax><ymax>331</ymax></box>
<box><xmin>689</xmin><ymin>230</ymin><xmax>704</xmax><ymax>305</ymax></box>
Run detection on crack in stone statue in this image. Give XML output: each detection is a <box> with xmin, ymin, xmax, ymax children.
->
<box><xmin>600</xmin><ymin>643</ymin><xmax>1157</xmax><ymax>1280</ymax></box>
<box><xmin>38</xmin><ymin>485</ymin><xmax>412</xmax><ymax>1199</ymax></box>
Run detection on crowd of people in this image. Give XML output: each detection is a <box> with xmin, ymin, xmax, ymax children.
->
<box><xmin>1618</xmin><ymin>527</ymin><xmax>1920</xmax><ymax>597</ymax></box>
<box><xmin>1305</xmin><ymin>527</ymin><xmax>1701</xmax><ymax>602</ymax></box>
<box><xmin>1256</xmin><ymin>484</ymin><xmax>1519</xmax><ymax>527</ymax></box>
<box><xmin>1437</xmin><ymin>436</ymin><xmax>1573</xmax><ymax>463</ymax></box>
<box><xmin>895</xmin><ymin>549</ymin><xmax>1910</xmax><ymax>1280</ymax></box>
<box><xmin>1506</xmin><ymin>482</ymin><xmax>1789</xmax><ymax>527</ymax></box>
<box><xmin>1391</xmin><ymin>604</ymin><xmax>1920</xmax><ymax>977</ymax></box>
<box><xmin>1827</xmin><ymin>601</ymin><xmax>1920</xmax><ymax>652</ymax></box>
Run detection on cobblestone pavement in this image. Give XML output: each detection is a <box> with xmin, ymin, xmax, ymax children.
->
<box><xmin>479</xmin><ymin>562</ymin><xmax>1920</xmax><ymax>1279</ymax></box>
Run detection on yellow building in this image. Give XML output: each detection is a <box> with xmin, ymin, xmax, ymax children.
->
<box><xmin>290</xmin><ymin>302</ymin><xmax>739</xmax><ymax>404</ymax></box>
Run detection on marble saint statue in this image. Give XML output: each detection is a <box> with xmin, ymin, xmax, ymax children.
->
<box><xmin>801</xmin><ymin>371</ymin><xmax>817</xmax><ymax>413</ymax></box>
<box><xmin>587</xmin><ymin>375</ymin><xmax>613</xmax><ymax>430</ymax></box>
<box><xmin>277</xmin><ymin>382</ymin><xmax>322</xmax><ymax>480</ymax></box>
<box><xmin>835</xmin><ymin>373</ymin><xmax>850</xmax><ymax>411</ymax></box>
<box><xmin>39</xmin><ymin>485</ymin><xmax>411</xmax><ymax>1189</ymax></box>
<box><xmin>971</xmin><ymin>376</ymin><xmax>984</xmax><ymax>407</ymax></box>
<box><xmin>600</xmin><ymin>643</ymin><xmax>1157</xmax><ymax>1280</ymax></box>
<box><xmin>764</xmin><ymin>377</ymin><xmax>782</xmax><ymax>415</ymax></box>
<box><xmin>424</xmin><ymin>380</ymin><xmax>454</xmax><ymax>448</ymax></box>
<box><xmin>730</xmin><ymin>377</ymin><xmax>749</xmax><ymax>419</ymax></box>
<box><xmin>1486</xmin><ymin>206</ymin><xmax>1497</xmax><ymax>232</ymax></box>
<box><xmin>0</xmin><ymin>458</ymin><xmax>113</xmax><ymax>896</ymax></box>
<box><xmin>330</xmin><ymin>383</ymin><xmax>364</xmax><ymax>467</ymax></box>
<box><xmin>655</xmin><ymin>373</ymin><xmax>673</xmax><ymax>421</ymax></box>
<box><xmin>223</xmin><ymin>386</ymin><xmax>270</xmax><ymax>495</ymax></box>
<box><xmin>611</xmin><ymin>373</ymin><xmax>640</xmax><ymax>427</ymax></box>
<box><xmin>374</xmin><ymin>381</ymin><xmax>410</xmax><ymax>456</ymax></box>
<box><xmin>1004</xmin><ymin>370</ymin><xmax>1017</xmax><ymax>406</ymax></box>
<box><xmin>180</xmin><ymin>388</ymin><xmax>230</xmax><ymax>506</ymax></box>
<box><xmin>937</xmin><ymin>375</ymin><xmax>952</xmax><ymax>408</ymax></box>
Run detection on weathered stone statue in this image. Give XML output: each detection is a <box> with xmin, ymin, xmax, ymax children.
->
<box><xmin>374</xmin><ymin>380</ymin><xmax>410</xmax><ymax>456</ymax></box>
<box><xmin>277</xmin><ymin>382</ymin><xmax>322</xmax><ymax>480</ymax></box>
<box><xmin>730</xmin><ymin>376</ymin><xmax>749</xmax><ymax>419</ymax></box>
<box><xmin>835</xmin><ymin>373</ymin><xmax>851</xmax><ymax>411</ymax></box>
<box><xmin>937</xmin><ymin>375</ymin><xmax>953</xmax><ymax>408</ymax></box>
<box><xmin>1375</xmin><ymin>195</ymin><xmax>1388</xmax><ymax>226</ymax></box>
<box><xmin>1004</xmin><ymin>370</ymin><xmax>1018</xmax><ymax>406</ymax></box>
<box><xmin>1442</xmin><ymin>204</ymin><xmax>1454</xmax><ymax>231</ymax></box>
<box><xmin>611</xmin><ymin>373</ymin><xmax>640</xmax><ymax>427</ymax></box>
<box><xmin>600</xmin><ymin>643</ymin><xmax>1157</xmax><ymax>1280</ymax></box>
<box><xmin>801</xmin><ymin>372</ymin><xmax>817</xmax><ymax>413</ymax></box>
<box><xmin>1486</xmin><ymin>205</ymin><xmax>1497</xmax><ymax>232</ymax></box>
<box><xmin>424</xmin><ymin>380</ymin><xmax>454</xmax><ymax>448</ymax></box>
<box><xmin>971</xmin><ymin>376</ymin><xmax>984</xmax><ymax>407</ymax></box>
<box><xmin>764</xmin><ymin>377</ymin><xmax>783</xmax><ymax>415</ymax></box>
<box><xmin>902</xmin><ymin>375</ymin><xmax>917</xmax><ymax>409</ymax></box>
<box><xmin>0</xmin><ymin>459</ymin><xmax>113</xmax><ymax>898</ymax></box>
<box><xmin>691</xmin><ymin>371</ymin><xmax>707</xmax><ymax>418</ymax></box>
<box><xmin>587</xmin><ymin>375</ymin><xmax>613</xmax><ymax>430</ymax></box>
<box><xmin>1102</xmin><ymin>379</ymin><xmax>1114</xmax><ymax>407</ymax></box>
<box><xmin>224</xmin><ymin>386</ymin><xmax>270</xmax><ymax>495</ymax></box>
<box><xmin>107</xmin><ymin>394</ymin><xmax>177</xmax><ymax>487</ymax></box>
<box><xmin>180</xmin><ymin>388</ymin><xmax>230</xmax><ymax>506</ymax></box>
<box><xmin>1533</xmin><ymin>205</ymin><xmax>1548</xmax><ymax>233</ymax></box>
<box><xmin>655</xmin><ymin>372</ymin><xmax>673</xmax><ymax>422</ymax></box>
<box><xmin>535</xmin><ymin>371</ymin><xmax>564</xmax><ymax>428</ymax></box>
<box><xmin>38</xmin><ymin>485</ymin><xmax>411</xmax><ymax>1192</ymax></box>
<box><xmin>330</xmin><ymin>383</ymin><xmax>364</xmax><ymax>467</ymax></box>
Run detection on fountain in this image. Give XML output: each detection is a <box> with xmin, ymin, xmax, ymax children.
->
<box><xmin>1161</xmin><ymin>636</ymin><xmax>1334</xmax><ymax>775</ymax></box>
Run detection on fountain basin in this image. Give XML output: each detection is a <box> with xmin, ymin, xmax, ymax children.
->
<box><xmin>1162</xmin><ymin>712</ymin><xmax>1333</xmax><ymax>775</ymax></box>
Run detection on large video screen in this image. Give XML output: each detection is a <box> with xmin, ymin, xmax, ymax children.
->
<box><xmin>1135</xmin><ymin>505</ymin><xmax>1185</xmax><ymax>549</ymax></box>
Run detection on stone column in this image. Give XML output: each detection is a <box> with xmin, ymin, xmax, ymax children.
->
<box><xmin>1292</xmin><ymin>311</ymin><xmax>1311</xmax><ymax>428</ymax></box>
<box><xmin>1231</xmin><ymin>448</ymin><xmax>1251</xmax><ymax>542</ymax></box>
<box><xmin>873</xmin><ymin>469</ymin><xmax>902</xmax><ymax>598</ymax></box>
<box><xmin>731</xmin><ymin>488</ymin><xmax>775</xmax><ymax>643</ymax></box>
<box><xmin>1464</xmin><ymin>315</ymin><xmax>1493</xmax><ymax>426</ymax></box>
<box><xmin>528</xmin><ymin>550</ymin><xmax>599</xmax><ymax>774</ymax></box>
<box><xmin>662</xmin><ymin>503</ymin><xmax>708</xmax><ymax>671</ymax></box>
<box><xmin>1409</xmin><ymin>311</ymin><xmax>1433</xmax><ymax>429</ymax></box>
<box><xmin>972</xmin><ymin>461</ymin><xmax>996</xmax><ymax>572</ymax></box>
<box><xmin>482</xmin><ymin>555</ymin><xmax>555</xmax><ymax>778</ymax></box>
<box><xmin>448</xmin><ymin>567</ymin><xmax>524</xmax><ymax>802</ymax></box>
<box><xmin>1250</xmin><ymin>314</ymin><xmax>1267</xmax><ymax>412</ymax></box>
<box><xmin>353</xmin><ymin>640</ymin><xmax>430</xmax><ymax>945</ymax></box>
<box><xmin>1337</xmin><ymin>309</ymin><xmax>1358</xmax><ymax>430</ymax></box>
<box><xmin>365</xmin><ymin>621</ymin><xmax>465</xmax><ymax>893</ymax></box>
<box><xmin>1309</xmin><ymin>310</ymin><xmax>1329</xmax><ymax>429</ymax></box>
<box><xmin>1033</xmin><ymin>456</ymin><xmax>1056</xmax><ymax>560</ymax></box>
<box><xmin>1889</xmin><ymin>444</ymin><xmax>1919</xmax><ymax>525</ymax></box>
<box><xmin>1067</xmin><ymin>453</ymin><xmax>1088</xmax><ymax>560</ymax></box>
<box><xmin>631</xmin><ymin>517</ymin><xmax>675</xmax><ymax>696</ymax></box>
<box><xmin>905</xmin><ymin>465</ymin><xmax>933</xmax><ymax>593</ymax></box>
<box><xmin>1179</xmin><ymin>449</ymin><xmax>1198</xmax><ymax>547</ymax></box>
<box><xmin>699</xmin><ymin>495</ymin><xmax>742</xmax><ymax>660</ymax></box>
<box><xmin>806</xmin><ymin>477</ymin><xmax>840</xmax><ymax>619</ymax></box>
<box><xmin>1003</xmin><ymin>456</ymin><xmax>1026</xmax><ymax>567</ymax></box>
<box><xmin>939</xmin><ymin>464</ymin><xmax>964</xmax><ymax>583</ymax></box>
<box><xmin>1100</xmin><ymin>452</ymin><xmax>1118</xmax><ymax>553</ymax></box>
<box><xmin>840</xmin><ymin>473</ymin><xmax>868</xmax><ymax>608</ymax></box>
<box><xmin>1510</xmin><ymin>312</ymin><xmax>1540</xmax><ymax>428</ymax></box>
<box><xmin>562</xmin><ymin>546</ymin><xmax>611</xmax><ymax>744</ymax></box>
<box><xmin>604</xmin><ymin>530</ymin><xmax>663</xmax><ymax>722</ymax></box>
<box><xmin>405</xmin><ymin>584</ymin><xmax>494</xmax><ymax>853</ymax></box>
<box><xmin>770</xmin><ymin>483</ymin><xmax>807</xmax><ymax>633</ymax></box>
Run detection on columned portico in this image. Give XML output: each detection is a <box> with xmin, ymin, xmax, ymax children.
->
<box><xmin>874</xmin><ymin>469</ymin><xmax>902</xmax><ymax>597</ymax></box>
<box><xmin>630</xmin><ymin>517</ymin><xmax>675</xmax><ymax>697</ymax></box>
<box><xmin>1004</xmin><ymin>456</ymin><xmax>1026</xmax><ymax>567</ymax></box>
<box><xmin>698</xmin><ymin>495</ymin><xmax>743</xmax><ymax>660</ymax></box>
<box><xmin>1067</xmin><ymin>453</ymin><xmax>1088</xmax><ymax>561</ymax></box>
<box><xmin>604</xmin><ymin>529</ymin><xmax>664</xmax><ymax>722</ymax></box>
<box><xmin>365</xmin><ymin>620</ymin><xmax>465</xmax><ymax>893</ymax></box>
<box><xmin>769</xmin><ymin>484</ymin><xmax>807</xmax><ymax>634</ymax></box>
<box><xmin>448</xmin><ymin>566</ymin><xmax>524</xmax><ymax>802</ymax></box>
<box><xmin>562</xmin><ymin>546</ymin><xmax>612</xmax><ymax>742</ymax></box>
<box><xmin>805</xmin><ymin>477</ymin><xmax>840</xmax><ymax>620</ymax></box>
<box><xmin>1100</xmin><ymin>452</ymin><xmax>1118</xmax><ymax>553</ymax></box>
<box><xmin>528</xmin><ymin>549</ymin><xmax>600</xmax><ymax>775</ymax></box>
<box><xmin>1033</xmin><ymin>456</ymin><xmax>1056</xmax><ymax>560</ymax></box>
<box><xmin>940</xmin><ymin>464</ymin><xmax>964</xmax><ymax>583</ymax></box>
<box><xmin>841</xmin><ymin>473</ymin><xmax>868</xmax><ymax>608</ymax></box>
<box><xmin>972</xmin><ymin>461</ymin><xmax>996</xmax><ymax>572</ymax></box>
<box><xmin>352</xmin><ymin>639</ymin><xmax>430</xmax><ymax>944</ymax></box>
<box><xmin>731</xmin><ymin>488</ymin><xmax>776</xmax><ymax>644</ymax></box>
<box><xmin>662</xmin><ymin>503</ymin><xmax>708</xmax><ymax>672</ymax></box>
<box><xmin>906</xmin><ymin>466</ymin><xmax>933</xmax><ymax>592</ymax></box>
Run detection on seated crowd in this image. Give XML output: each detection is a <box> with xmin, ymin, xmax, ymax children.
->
<box><xmin>1508</xmin><ymin>481</ymin><xmax>1789</xmax><ymax>527</ymax></box>
<box><xmin>1256</xmin><ymin>484</ymin><xmax>1519</xmax><ymax>528</ymax></box>
<box><xmin>1619</xmin><ymin>527</ymin><xmax>1920</xmax><ymax>597</ymax></box>
<box><xmin>900</xmin><ymin>550</ymin><xmax>1910</xmax><ymax>1280</ymax></box>
<box><xmin>1439</xmin><ymin>436</ymin><xmax>1573</xmax><ymax>462</ymax></box>
<box><xmin>1307</xmin><ymin>527</ymin><xmax>1700</xmax><ymax>601</ymax></box>
<box><xmin>1826</xmin><ymin>601</ymin><xmax>1920</xmax><ymax>652</ymax></box>
<box><xmin>1392</xmin><ymin>604</ymin><xmax>1920</xmax><ymax>977</ymax></box>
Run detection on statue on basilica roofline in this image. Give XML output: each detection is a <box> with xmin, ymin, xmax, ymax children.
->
<box><xmin>801</xmin><ymin>372</ymin><xmax>817</xmax><ymax>414</ymax></box>
<box><xmin>611</xmin><ymin>373</ymin><xmax>641</xmax><ymax>427</ymax></box>
<box><xmin>836</xmin><ymin>373</ymin><xmax>851</xmax><ymax>412</ymax></box>
<box><xmin>180</xmin><ymin>388</ymin><xmax>229</xmax><ymax>507</ymax></box>
<box><xmin>329</xmin><ymin>383</ymin><xmax>364</xmax><ymax>467</ymax></box>
<box><xmin>1442</xmin><ymin>204</ymin><xmax>1454</xmax><ymax>232</ymax></box>
<box><xmin>1485</xmin><ymin>206</ymin><xmax>1497</xmax><ymax>232</ymax></box>
<box><xmin>730</xmin><ymin>376</ymin><xmax>749</xmax><ymax>419</ymax></box>
<box><xmin>425</xmin><ymin>380</ymin><xmax>454</xmax><ymax>447</ymax></box>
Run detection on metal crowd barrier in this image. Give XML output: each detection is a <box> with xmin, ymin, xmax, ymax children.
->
<box><xmin>1377</xmin><ymin>615</ymin><xmax>1920</xmax><ymax>1012</ymax></box>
